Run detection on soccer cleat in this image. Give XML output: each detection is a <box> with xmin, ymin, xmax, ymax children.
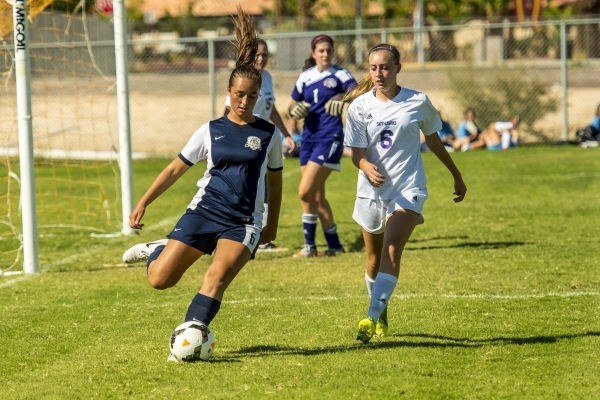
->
<box><xmin>166</xmin><ymin>353</ymin><xmax>179</xmax><ymax>363</ymax></box>
<box><xmin>322</xmin><ymin>247</ymin><xmax>345</xmax><ymax>257</ymax></box>
<box><xmin>293</xmin><ymin>245</ymin><xmax>318</xmax><ymax>258</ymax></box>
<box><xmin>258</xmin><ymin>242</ymin><xmax>277</xmax><ymax>251</ymax></box>
<box><xmin>375</xmin><ymin>306</ymin><xmax>389</xmax><ymax>337</ymax></box>
<box><xmin>356</xmin><ymin>316</ymin><xmax>376</xmax><ymax>344</ymax></box>
<box><xmin>122</xmin><ymin>239</ymin><xmax>168</xmax><ymax>264</ymax></box>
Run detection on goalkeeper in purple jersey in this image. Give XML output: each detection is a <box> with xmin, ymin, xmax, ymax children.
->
<box><xmin>287</xmin><ymin>34</ymin><xmax>357</xmax><ymax>258</ymax></box>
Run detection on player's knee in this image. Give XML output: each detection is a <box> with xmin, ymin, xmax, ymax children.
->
<box><xmin>147</xmin><ymin>264</ymin><xmax>176</xmax><ymax>290</ymax></box>
<box><xmin>298</xmin><ymin>187</ymin><xmax>314</xmax><ymax>203</ymax></box>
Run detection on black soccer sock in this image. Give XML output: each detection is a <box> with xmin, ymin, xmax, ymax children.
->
<box><xmin>185</xmin><ymin>293</ymin><xmax>221</xmax><ymax>325</ymax></box>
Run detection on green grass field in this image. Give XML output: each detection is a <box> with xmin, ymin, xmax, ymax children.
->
<box><xmin>1</xmin><ymin>146</ymin><xmax>599</xmax><ymax>399</ymax></box>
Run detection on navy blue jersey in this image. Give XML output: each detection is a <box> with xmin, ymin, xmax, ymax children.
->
<box><xmin>291</xmin><ymin>64</ymin><xmax>356</xmax><ymax>143</ymax></box>
<box><xmin>178</xmin><ymin>116</ymin><xmax>283</xmax><ymax>227</ymax></box>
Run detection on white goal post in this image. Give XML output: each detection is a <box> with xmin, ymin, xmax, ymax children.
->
<box><xmin>5</xmin><ymin>0</ymin><xmax>135</xmax><ymax>275</ymax></box>
<box><xmin>12</xmin><ymin>0</ymin><xmax>38</xmax><ymax>274</ymax></box>
<box><xmin>113</xmin><ymin>0</ymin><xmax>135</xmax><ymax>237</ymax></box>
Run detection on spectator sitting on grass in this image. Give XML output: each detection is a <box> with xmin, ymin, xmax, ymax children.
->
<box><xmin>468</xmin><ymin>118</ymin><xmax>520</xmax><ymax>151</ymax></box>
<box><xmin>576</xmin><ymin>103</ymin><xmax>600</xmax><ymax>147</ymax></box>
<box><xmin>452</xmin><ymin>108</ymin><xmax>482</xmax><ymax>152</ymax></box>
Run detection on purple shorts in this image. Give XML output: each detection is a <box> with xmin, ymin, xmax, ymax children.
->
<box><xmin>299</xmin><ymin>140</ymin><xmax>343</xmax><ymax>171</ymax></box>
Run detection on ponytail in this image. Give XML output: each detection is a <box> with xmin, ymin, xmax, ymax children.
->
<box><xmin>228</xmin><ymin>6</ymin><xmax>262</xmax><ymax>88</ymax></box>
<box><xmin>343</xmin><ymin>73</ymin><xmax>373</xmax><ymax>103</ymax></box>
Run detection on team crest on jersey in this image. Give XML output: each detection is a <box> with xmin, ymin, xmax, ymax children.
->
<box><xmin>323</xmin><ymin>78</ymin><xmax>337</xmax><ymax>88</ymax></box>
<box><xmin>245</xmin><ymin>136</ymin><xmax>262</xmax><ymax>151</ymax></box>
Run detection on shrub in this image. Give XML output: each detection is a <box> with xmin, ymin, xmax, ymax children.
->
<box><xmin>448</xmin><ymin>67</ymin><xmax>558</xmax><ymax>142</ymax></box>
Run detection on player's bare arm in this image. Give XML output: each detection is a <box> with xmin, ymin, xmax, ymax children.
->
<box><xmin>424</xmin><ymin>133</ymin><xmax>467</xmax><ymax>203</ymax></box>
<box><xmin>129</xmin><ymin>157</ymin><xmax>191</xmax><ymax>229</ymax></box>
<box><xmin>270</xmin><ymin>107</ymin><xmax>295</xmax><ymax>153</ymax></box>
<box><xmin>261</xmin><ymin>169</ymin><xmax>283</xmax><ymax>244</ymax></box>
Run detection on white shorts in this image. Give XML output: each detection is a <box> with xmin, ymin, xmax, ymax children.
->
<box><xmin>352</xmin><ymin>190</ymin><xmax>427</xmax><ymax>234</ymax></box>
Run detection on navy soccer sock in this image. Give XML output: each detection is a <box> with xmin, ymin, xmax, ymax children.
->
<box><xmin>146</xmin><ymin>244</ymin><xmax>166</xmax><ymax>273</ymax></box>
<box><xmin>302</xmin><ymin>213</ymin><xmax>318</xmax><ymax>247</ymax></box>
<box><xmin>185</xmin><ymin>293</ymin><xmax>221</xmax><ymax>326</ymax></box>
<box><xmin>323</xmin><ymin>224</ymin><xmax>342</xmax><ymax>249</ymax></box>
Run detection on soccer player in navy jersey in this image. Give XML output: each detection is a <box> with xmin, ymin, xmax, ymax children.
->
<box><xmin>223</xmin><ymin>39</ymin><xmax>294</xmax><ymax>252</ymax></box>
<box><xmin>121</xmin><ymin>8</ymin><xmax>283</xmax><ymax>360</ymax></box>
<box><xmin>343</xmin><ymin>44</ymin><xmax>467</xmax><ymax>343</ymax></box>
<box><xmin>288</xmin><ymin>35</ymin><xmax>357</xmax><ymax>258</ymax></box>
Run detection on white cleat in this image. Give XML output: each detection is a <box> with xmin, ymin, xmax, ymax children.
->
<box><xmin>166</xmin><ymin>353</ymin><xmax>179</xmax><ymax>363</ymax></box>
<box><xmin>122</xmin><ymin>239</ymin><xmax>168</xmax><ymax>264</ymax></box>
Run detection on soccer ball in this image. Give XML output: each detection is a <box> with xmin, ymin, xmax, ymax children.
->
<box><xmin>169</xmin><ymin>321</ymin><xmax>215</xmax><ymax>362</ymax></box>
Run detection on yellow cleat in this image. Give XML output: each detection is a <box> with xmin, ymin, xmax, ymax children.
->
<box><xmin>375</xmin><ymin>306</ymin><xmax>388</xmax><ymax>337</ymax></box>
<box><xmin>356</xmin><ymin>316</ymin><xmax>376</xmax><ymax>344</ymax></box>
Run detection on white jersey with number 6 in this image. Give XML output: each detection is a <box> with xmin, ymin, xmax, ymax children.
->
<box><xmin>344</xmin><ymin>87</ymin><xmax>442</xmax><ymax>200</ymax></box>
<box><xmin>225</xmin><ymin>70</ymin><xmax>275</xmax><ymax>121</ymax></box>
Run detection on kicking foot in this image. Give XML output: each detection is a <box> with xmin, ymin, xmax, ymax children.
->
<box><xmin>122</xmin><ymin>239</ymin><xmax>168</xmax><ymax>264</ymax></box>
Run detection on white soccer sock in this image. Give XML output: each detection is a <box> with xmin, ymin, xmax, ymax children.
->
<box><xmin>263</xmin><ymin>203</ymin><xmax>269</xmax><ymax>229</ymax></box>
<box><xmin>501</xmin><ymin>132</ymin><xmax>511</xmax><ymax>149</ymax></box>
<box><xmin>367</xmin><ymin>272</ymin><xmax>398</xmax><ymax>322</ymax></box>
<box><xmin>365</xmin><ymin>272</ymin><xmax>375</xmax><ymax>297</ymax></box>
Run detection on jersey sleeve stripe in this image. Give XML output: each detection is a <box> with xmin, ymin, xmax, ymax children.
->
<box><xmin>178</xmin><ymin>153</ymin><xmax>194</xmax><ymax>166</ymax></box>
<box><xmin>267</xmin><ymin>166</ymin><xmax>283</xmax><ymax>172</ymax></box>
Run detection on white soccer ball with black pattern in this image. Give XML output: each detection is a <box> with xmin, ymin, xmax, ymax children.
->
<box><xmin>169</xmin><ymin>321</ymin><xmax>215</xmax><ymax>362</ymax></box>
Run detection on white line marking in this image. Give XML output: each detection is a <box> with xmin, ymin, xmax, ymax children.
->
<box><xmin>0</xmin><ymin>275</ymin><xmax>32</xmax><ymax>288</ymax></box>
<box><xmin>223</xmin><ymin>291</ymin><xmax>600</xmax><ymax>304</ymax></box>
<box><xmin>88</xmin><ymin>291</ymin><xmax>599</xmax><ymax>309</ymax></box>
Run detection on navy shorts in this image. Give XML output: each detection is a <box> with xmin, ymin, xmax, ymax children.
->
<box><xmin>167</xmin><ymin>209</ymin><xmax>262</xmax><ymax>258</ymax></box>
<box><xmin>299</xmin><ymin>140</ymin><xmax>343</xmax><ymax>171</ymax></box>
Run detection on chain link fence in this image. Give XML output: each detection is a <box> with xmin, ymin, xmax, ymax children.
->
<box><xmin>2</xmin><ymin>13</ymin><xmax>600</xmax><ymax>156</ymax></box>
<box><xmin>1</xmin><ymin>11</ymin><xmax>598</xmax><ymax>269</ymax></box>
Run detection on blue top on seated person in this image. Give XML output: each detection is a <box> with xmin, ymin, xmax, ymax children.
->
<box><xmin>438</xmin><ymin>120</ymin><xmax>454</xmax><ymax>140</ymax></box>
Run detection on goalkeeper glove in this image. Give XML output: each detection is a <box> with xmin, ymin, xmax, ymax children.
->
<box><xmin>324</xmin><ymin>98</ymin><xmax>347</xmax><ymax>116</ymax></box>
<box><xmin>289</xmin><ymin>102</ymin><xmax>309</xmax><ymax>120</ymax></box>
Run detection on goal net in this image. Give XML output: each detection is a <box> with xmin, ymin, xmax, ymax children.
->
<box><xmin>0</xmin><ymin>1</ymin><xmax>121</xmax><ymax>273</ymax></box>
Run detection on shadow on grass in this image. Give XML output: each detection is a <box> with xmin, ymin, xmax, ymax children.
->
<box><xmin>347</xmin><ymin>234</ymin><xmax>476</xmax><ymax>253</ymax></box>
<box><xmin>220</xmin><ymin>331</ymin><xmax>600</xmax><ymax>359</ymax></box>
<box><xmin>409</xmin><ymin>235</ymin><xmax>470</xmax><ymax>242</ymax></box>
<box><xmin>407</xmin><ymin>241</ymin><xmax>528</xmax><ymax>251</ymax></box>
<box><xmin>399</xmin><ymin>331</ymin><xmax>600</xmax><ymax>345</ymax></box>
